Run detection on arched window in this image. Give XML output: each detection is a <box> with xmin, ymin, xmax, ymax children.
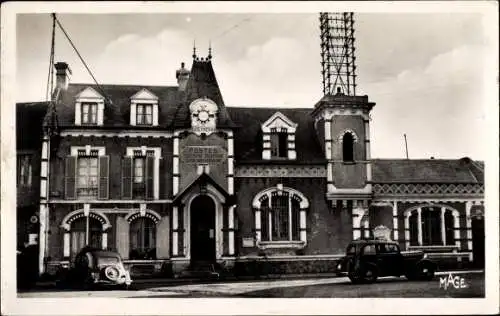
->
<box><xmin>70</xmin><ymin>217</ymin><xmax>102</xmax><ymax>257</ymax></box>
<box><xmin>129</xmin><ymin>217</ymin><xmax>156</xmax><ymax>259</ymax></box>
<box><xmin>342</xmin><ymin>133</ymin><xmax>354</xmax><ymax>162</ymax></box>
<box><xmin>407</xmin><ymin>206</ymin><xmax>458</xmax><ymax>246</ymax></box>
<box><xmin>260</xmin><ymin>192</ymin><xmax>300</xmax><ymax>242</ymax></box>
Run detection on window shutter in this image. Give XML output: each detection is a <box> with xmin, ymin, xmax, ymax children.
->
<box><xmin>64</xmin><ymin>156</ymin><xmax>77</xmax><ymax>199</ymax></box>
<box><xmin>122</xmin><ymin>156</ymin><xmax>133</xmax><ymax>199</ymax></box>
<box><xmin>98</xmin><ymin>155</ymin><xmax>109</xmax><ymax>199</ymax></box>
<box><xmin>145</xmin><ymin>155</ymin><xmax>155</xmax><ymax>200</ymax></box>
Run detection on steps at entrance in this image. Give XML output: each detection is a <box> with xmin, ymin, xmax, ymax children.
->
<box><xmin>178</xmin><ymin>261</ymin><xmax>220</xmax><ymax>279</ymax></box>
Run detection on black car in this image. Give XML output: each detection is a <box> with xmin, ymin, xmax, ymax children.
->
<box><xmin>336</xmin><ymin>239</ymin><xmax>437</xmax><ymax>284</ymax></box>
<box><xmin>56</xmin><ymin>247</ymin><xmax>132</xmax><ymax>289</ymax></box>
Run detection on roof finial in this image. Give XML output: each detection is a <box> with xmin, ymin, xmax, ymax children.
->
<box><xmin>208</xmin><ymin>40</ymin><xmax>212</xmax><ymax>60</ymax></box>
<box><xmin>192</xmin><ymin>40</ymin><xmax>197</xmax><ymax>59</ymax></box>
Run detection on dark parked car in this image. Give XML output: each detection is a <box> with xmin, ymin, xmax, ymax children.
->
<box><xmin>336</xmin><ymin>239</ymin><xmax>437</xmax><ymax>284</ymax></box>
<box><xmin>56</xmin><ymin>247</ymin><xmax>132</xmax><ymax>289</ymax></box>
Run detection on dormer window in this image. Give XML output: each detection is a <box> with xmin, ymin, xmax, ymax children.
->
<box><xmin>261</xmin><ymin>111</ymin><xmax>298</xmax><ymax>160</ymax></box>
<box><xmin>270</xmin><ymin>129</ymin><xmax>288</xmax><ymax>158</ymax></box>
<box><xmin>81</xmin><ymin>102</ymin><xmax>98</xmax><ymax>125</ymax></box>
<box><xmin>130</xmin><ymin>89</ymin><xmax>158</xmax><ymax>127</ymax></box>
<box><xmin>75</xmin><ymin>87</ymin><xmax>105</xmax><ymax>126</ymax></box>
<box><xmin>136</xmin><ymin>104</ymin><xmax>153</xmax><ymax>126</ymax></box>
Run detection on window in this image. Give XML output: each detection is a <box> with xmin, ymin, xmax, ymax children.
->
<box><xmin>362</xmin><ymin>244</ymin><xmax>376</xmax><ymax>255</ymax></box>
<box><xmin>342</xmin><ymin>132</ymin><xmax>354</xmax><ymax>162</ymax></box>
<box><xmin>129</xmin><ymin>217</ymin><xmax>156</xmax><ymax>260</ymax></box>
<box><xmin>136</xmin><ymin>104</ymin><xmax>153</xmax><ymax>126</ymax></box>
<box><xmin>122</xmin><ymin>148</ymin><xmax>158</xmax><ymax>200</ymax></box>
<box><xmin>270</xmin><ymin>131</ymin><xmax>288</xmax><ymax>158</ymax></box>
<box><xmin>76</xmin><ymin>150</ymin><xmax>99</xmax><ymax>197</ymax></box>
<box><xmin>18</xmin><ymin>154</ymin><xmax>32</xmax><ymax>187</ymax></box>
<box><xmin>70</xmin><ymin>217</ymin><xmax>102</xmax><ymax>258</ymax></box>
<box><xmin>131</xmin><ymin>150</ymin><xmax>154</xmax><ymax>198</ymax></box>
<box><xmin>81</xmin><ymin>103</ymin><xmax>98</xmax><ymax>125</ymax></box>
<box><xmin>260</xmin><ymin>192</ymin><xmax>301</xmax><ymax>242</ymax></box>
<box><xmin>409</xmin><ymin>207</ymin><xmax>457</xmax><ymax>246</ymax></box>
<box><xmin>65</xmin><ymin>147</ymin><xmax>109</xmax><ymax>200</ymax></box>
<box><xmin>377</xmin><ymin>243</ymin><xmax>399</xmax><ymax>253</ymax></box>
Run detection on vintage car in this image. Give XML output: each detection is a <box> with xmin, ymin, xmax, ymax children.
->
<box><xmin>336</xmin><ymin>239</ymin><xmax>437</xmax><ymax>284</ymax></box>
<box><xmin>56</xmin><ymin>247</ymin><xmax>132</xmax><ymax>289</ymax></box>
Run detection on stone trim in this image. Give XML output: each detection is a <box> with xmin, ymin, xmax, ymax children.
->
<box><xmin>235</xmin><ymin>165</ymin><xmax>326</xmax><ymax>178</ymax></box>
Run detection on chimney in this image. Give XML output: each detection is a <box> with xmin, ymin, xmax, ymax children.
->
<box><xmin>176</xmin><ymin>62</ymin><xmax>190</xmax><ymax>91</ymax></box>
<box><xmin>54</xmin><ymin>62</ymin><xmax>72</xmax><ymax>90</ymax></box>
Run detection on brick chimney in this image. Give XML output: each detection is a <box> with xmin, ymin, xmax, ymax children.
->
<box><xmin>176</xmin><ymin>62</ymin><xmax>190</xmax><ymax>91</ymax></box>
<box><xmin>54</xmin><ymin>62</ymin><xmax>72</xmax><ymax>90</ymax></box>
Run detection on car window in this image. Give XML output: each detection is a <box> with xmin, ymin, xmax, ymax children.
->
<box><xmin>346</xmin><ymin>245</ymin><xmax>356</xmax><ymax>255</ymax></box>
<box><xmin>97</xmin><ymin>256</ymin><xmax>120</xmax><ymax>267</ymax></box>
<box><xmin>362</xmin><ymin>244</ymin><xmax>376</xmax><ymax>255</ymax></box>
<box><xmin>385</xmin><ymin>244</ymin><xmax>399</xmax><ymax>253</ymax></box>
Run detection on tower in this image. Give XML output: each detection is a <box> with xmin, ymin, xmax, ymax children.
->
<box><xmin>313</xmin><ymin>12</ymin><xmax>375</xmax><ymax>241</ymax></box>
<box><xmin>319</xmin><ymin>12</ymin><xmax>357</xmax><ymax>96</ymax></box>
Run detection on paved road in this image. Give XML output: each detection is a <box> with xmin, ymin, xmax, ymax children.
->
<box><xmin>18</xmin><ymin>271</ymin><xmax>484</xmax><ymax>298</ymax></box>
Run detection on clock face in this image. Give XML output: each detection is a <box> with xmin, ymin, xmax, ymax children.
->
<box><xmin>197</xmin><ymin>109</ymin><xmax>210</xmax><ymax>123</ymax></box>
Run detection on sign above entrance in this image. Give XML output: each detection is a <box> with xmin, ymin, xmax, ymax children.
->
<box><xmin>181</xmin><ymin>146</ymin><xmax>227</xmax><ymax>165</ymax></box>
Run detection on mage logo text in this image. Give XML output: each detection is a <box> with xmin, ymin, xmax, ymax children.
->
<box><xmin>439</xmin><ymin>273</ymin><xmax>468</xmax><ymax>290</ymax></box>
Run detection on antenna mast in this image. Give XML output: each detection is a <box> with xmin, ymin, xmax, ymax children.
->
<box><xmin>404</xmin><ymin>134</ymin><xmax>409</xmax><ymax>159</ymax></box>
<box><xmin>319</xmin><ymin>12</ymin><xmax>357</xmax><ymax>96</ymax></box>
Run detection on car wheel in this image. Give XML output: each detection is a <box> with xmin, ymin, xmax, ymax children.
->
<box><xmin>362</xmin><ymin>266</ymin><xmax>378</xmax><ymax>284</ymax></box>
<box><xmin>418</xmin><ymin>264</ymin><xmax>435</xmax><ymax>281</ymax></box>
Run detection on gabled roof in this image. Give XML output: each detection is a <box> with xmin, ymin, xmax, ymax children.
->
<box><xmin>55</xmin><ymin>83</ymin><xmax>184</xmax><ymax>127</ymax></box>
<box><xmin>227</xmin><ymin>107</ymin><xmax>325</xmax><ymax>164</ymax></box>
<box><xmin>371</xmin><ymin>158</ymin><xmax>484</xmax><ymax>184</ymax></box>
<box><xmin>16</xmin><ymin>101</ymin><xmax>49</xmax><ymax>150</ymax></box>
<box><xmin>170</xmin><ymin>58</ymin><xmax>236</xmax><ymax>129</ymax></box>
<box><xmin>172</xmin><ymin>173</ymin><xmax>231</xmax><ymax>205</ymax></box>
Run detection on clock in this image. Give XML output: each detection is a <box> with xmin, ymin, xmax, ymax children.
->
<box><xmin>196</xmin><ymin>109</ymin><xmax>210</xmax><ymax>123</ymax></box>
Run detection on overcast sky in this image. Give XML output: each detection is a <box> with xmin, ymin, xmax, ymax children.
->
<box><xmin>16</xmin><ymin>11</ymin><xmax>494</xmax><ymax>160</ymax></box>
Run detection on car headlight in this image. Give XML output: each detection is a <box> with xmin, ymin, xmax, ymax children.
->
<box><xmin>104</xmin><ymin>266</ymin><xmax>120</xmax><ymax>281</ymax></box>
<box><xmin>423</xmin><ymin>253</ymin><xmax>428</xmax><ymax>259</ymax></box>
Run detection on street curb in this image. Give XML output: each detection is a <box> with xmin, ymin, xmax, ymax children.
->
<box><xmin>29</xmin><ymin>269</ymin><xmax>483</xmax><ymax>289</ymax></box>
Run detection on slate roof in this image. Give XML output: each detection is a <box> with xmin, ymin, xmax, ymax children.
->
<box><xmin>371</xmin><ymin>158</ymin><xmax>484</xmax><ymax>184</ymax></box>
<box><xmin>17</xmin><ymin>101</ymin><xmax>49</xmax><ymax>150</ymax></box>
<box><xmin>55</xmin><ymin>83</ymin><xmax>184</xmax><ymax>127</ymax></box>
<box><xmin>227</xmin><ymin>107</ymin><xmax>326</xmax><ymax>164</ymax></box>
<box><xmin>170</xmin><ymin>58</ymin><xmax>236</xmax><ymax>129</ymax></box>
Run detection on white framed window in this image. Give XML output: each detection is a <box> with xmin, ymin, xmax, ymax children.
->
<box><xmin>66</xmin><ymin>146</ymin><xmax>108</xmax><ymax>200</ymax></box>
<box><xmin>252</xmin><ymin>185</ymin><xmax>309</xmax><ymax>249</ymax></box>
<box><xmin>74</xmin><ymin>87</ymin><xmax>105</xmax><ymax>126</ymax></box>
<box><xmin>123</xmin><ymin>147</ymin><xmax>161</xmax><ymax>200</ymax></box>
<box><xmin>261</xmin><ymin>111</ymin><xmax>297</xmax><ymax>160</ymax></box>
<box><xmin>405</xmin><ymin>205</ymin><xmax>460</xmax><ymax>248</ymax></box>
<box><xmin>130</xmin><ymin>89</ymin><xmax>159</xmax><ymax>126</ymax></box>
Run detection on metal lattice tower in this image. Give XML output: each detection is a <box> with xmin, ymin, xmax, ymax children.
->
<box><xmin>319</xmin><ymin>12</ymin><xmax>357</xmax><ymax>96</ymax></box>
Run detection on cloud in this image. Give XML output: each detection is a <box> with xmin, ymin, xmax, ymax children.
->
<box><xmin>92</xmin><ymin>29</ymin><xmax>195</xmax><ymax>86</ymax></box>
<box><xmin>364</xmin><ymin>44</ymin><xmax>488</xmax><ymax>159</ymax></box>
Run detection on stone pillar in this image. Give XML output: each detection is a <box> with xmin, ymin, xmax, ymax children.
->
<box><xmin>440</xmin><ymin>207</ymin><xmax>446</xmax><ymax>245</ymax></box>
<box><xmin>63</xmin><ymin>232</ymin><xmax>70</xmax><ymax>258</ymax></box>
<box><xmin>417</xmin><ymin>208</ymin><xmax>423</xmax><ymax>246</ymax></box>
<box><xmin>102</xmin><ymin>232</ymin><xmax>108</xmax><ymax>250</ymax></box>
<box><xmin>465</xmin><ymin>201</ymin><xmax>473</xmax><ymax>262</ymax></box>
<box><xmin>300</xmin><ymin>208</ymin><xmax>307</xmax><ymax>242</ymax></box>
<box><xmin>172</xmin><ymin>206</ymin><xmax>179</xmax><ymax>256</ymax></box>
<box><xmin>228</xmin><ymin>205</ymin><xmax>235</xmax><ymax>255</ymax></box>
<box><xmin>392</xmin><ymin>201</ymin><xmax>399</xmax><ymax>241</ymax></box>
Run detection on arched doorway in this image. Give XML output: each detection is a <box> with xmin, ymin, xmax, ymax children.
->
<box><xmin>190</xmin><ymin>195</ymin><xmax>216</xmax><ymax>263</ymax></box>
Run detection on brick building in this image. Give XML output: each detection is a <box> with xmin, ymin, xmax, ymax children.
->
<box><xmin>18</xmin><ymin>50</ymin><xmax>485</xmax><ymax>278</ymax></box>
